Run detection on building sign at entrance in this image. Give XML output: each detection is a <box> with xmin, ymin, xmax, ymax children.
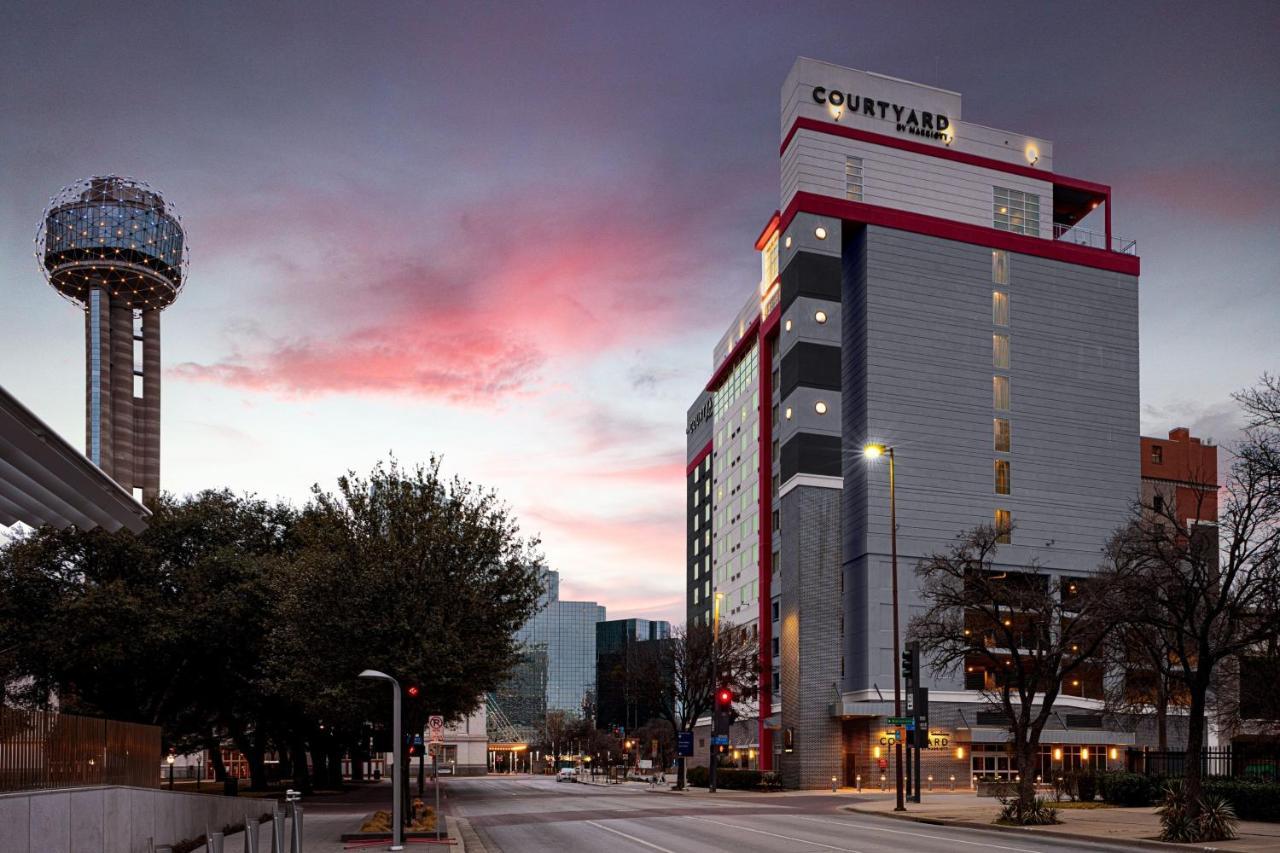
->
<box><xmin>812</xmin><ymin>87</ymin><xmax>951</xmax><ymax>141</ymax></box>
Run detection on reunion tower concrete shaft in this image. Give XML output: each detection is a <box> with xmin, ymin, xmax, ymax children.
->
<box><xmin>36</xmin><ymin>176</ymin><xmax>189</xmax><ymax>503</ymax></box>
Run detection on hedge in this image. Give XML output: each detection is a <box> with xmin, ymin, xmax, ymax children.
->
<box><xmin>1202</xmin><ymin>780</ymin><xmax>1280</xmax><ymax>822</ymax></box>
<box><xmin>1099</xmin><ymin>772</ymin><xmax>1162</xmax><ymax>806</ymax></box>
<box><xmin>684</xmin><ymin>766</ymin><xmax>764</xmax><ymax>790</ymax></box>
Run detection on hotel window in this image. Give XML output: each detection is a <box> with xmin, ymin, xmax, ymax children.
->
<box><xmin>1151</xmin><ymin>445</ymin><xmax>1163</xmax><ymax>464</ymax></box>
<box><xmin>995</xmin><ymin>509</ymin><xmax>1012</xmax><ymax>543</ymax></box>
<box><xmin>993</xmin><ymin>188</ymin><xmax>1040</xmax><ymax>236</ymax></box>
<box><xmin>993</xmin><ymin>376</ymin><xmax>1010</xmax><ymax>411</ymax></box>
<box><xmin>845</xmin><ymin>156</ymin><xmax>863</xmax><ymax>201</ymax></box>
<box><xmin>993</xmin><ymin>334</ymin><xmax>1010</xmax><ymax>369</ymax></box>
<box><xmin>993</xmin><ymin>290</ymin><xmax>1009</xmax><ymax>326</ymax></box>
<box><xmin>994</xmin><ymin>418</ymin><xmax>1011</xmax><ymax>452</ymax></box>
<box><xmin>995</xmin><ymin>460</ymin><xmax>1011</xmax><ymax>495</ymax></box>
<box><xmin>992</xmin><ymin>250</ymin><xmax>1010</xmax><ymax>285</ymax></box>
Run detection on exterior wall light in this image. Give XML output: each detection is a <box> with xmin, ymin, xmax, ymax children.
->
<box><xmin>1053</xmin><ymin>747</ymin><xmax>1063</xmax><ymax>762</ymax></box>
<box><xmin>954</xmin><ymin>746</ymin><xmax>965</xmax><ymax>760</ymax></box>
<box><xmin>784</xmin><ymin>319</ymin><xmax>793</xmax><ymax>332</ymax></box>
<box><xmin>814</xmin><ymin>401</ymin><xmax>828</xmax><ymax>414</ymax></box>
<box><xmin>1109</xmin><ymin>747</ymin><xmax>1119</xmax><ymax>760</ymax></box>
<box><xmin>785</xmin><ymin>407</ymin><xmax>792</xmax><ymax>420</ymax></box>
<box><xmin>784</xmin><ymin>235</ymin><xmax>792</xmax><ymax>249</ymax></box>
<box><xmin>1025</xmin><ymin>145</ymin><xmax>1039</xmax><ymax>166</ymax></box>
<box><xmin>814</xmin><ymin>310</ymin><xmax>827</xmax><ymax>324</ymax></box>
<box><xmin>814</xmin><ymin>226</ymin><xmax>828</xmax><ymax>240</ymax></box>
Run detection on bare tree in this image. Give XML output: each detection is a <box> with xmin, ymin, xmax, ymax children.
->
<box><xmin>910</xmin><ymin>524</ymin><xmax>1122</xmax><ymax>814</ymax></box>
<box><xmin>629</xmin><ymin>622</ymin><xmax>758</xmax><ymax>789</ymax></box>
<box><xmin>1105</xmin><ymin>409</ymin><xmax>1280</xmax><ymax>807</ymax></box>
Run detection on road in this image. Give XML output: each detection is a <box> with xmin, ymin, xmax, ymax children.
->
<box><xmin>449</xmin><ymin>775</ymin><xmax>1150</xmax><ymax>853</ymax></box>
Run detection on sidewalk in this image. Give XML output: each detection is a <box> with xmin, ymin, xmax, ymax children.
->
<box><xmin>848</xmin><ymin>792</ymin><xmax>1280</xmax><ymax>852</ymax></box>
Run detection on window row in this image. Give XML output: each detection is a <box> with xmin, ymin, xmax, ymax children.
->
<box><xmin>993</xmin><ymin>187</ymin><xmax>1040</xmax><ymax>236</ymax></box>
<box><xmin>845</xmin><ymin>156</ymin><xmax>863</xmax><ymax>202</ymax></box>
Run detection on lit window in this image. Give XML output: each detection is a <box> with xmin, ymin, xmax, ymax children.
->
<box><xmin>993</xmin><ymin>290</ymin><xmax>1009</xmax><ymax>326</ymax></box>
<box><xmin>845</xmin><ymin>156</ymin><xmax>863</xmax><ymax>202</ymax></box>
<box><xmin>993</xmin><ymin>334</ymin><xmax>1010</xmax><ymax>369</ymax></box>
<box><xmin>995</xmin><ymin>509</ymin><xmax>1012</xmax><ymax>544</ymax></box>
<box><xmin>993</xmin><ymin>188</ymin><xmax>1040</xmax><ymax>236</ymax></box>
<box><xmin>814</xmin><ymin>225</ymin><xmax>828</xmax><ymax>240</ymax></box>
<box><xmin>995</xmin><ymin>460</ymin><xmax>1011</xmax><ymax>495</ymax></box>
<box><xmin>994</xmin><ymin>418</ymin><xmax>1011</xmax><ymax>452</ymax></box>
<box><xmin>1151</xmin><ymin>445</ymin><xmax>1163</xmax><ymax>464</ymax></box>
<box><xmin>814</xmin><ymin>401</ymin><xmax>828</xmax><ymax>414</ymax></box>
<box><xmin>993</xmin><ymin>376</ymin><xmax>1010</xmax><ymax>411</ymax></box>
<box><xmin>992</xmin><ymin>250</ymin><xmax>1010</xmax><ymax>285</ymax></box>
<box><xmin>815</xmin><ymin>310</ymin><xmax>828</xmax><ymax>324</ymax></box>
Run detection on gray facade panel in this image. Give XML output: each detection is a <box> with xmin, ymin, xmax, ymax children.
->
<box><xmin>842</xmin><ymin>226</ymin><xmax>1139</xmax><ymax>695</ymax></box>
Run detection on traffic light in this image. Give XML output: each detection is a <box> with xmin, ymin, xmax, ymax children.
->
<box><xmin>406</xmin><ymin>684</ymin><xmax>421</xmax><ymax>699</ymax></box>
<box><xmin>901</xmin><ymin>648</ymin><xmax>914</xmax><ymax>685</ymax></box>
<box><xmin>713</xmin><ymin>685</ymin><xmax>734</xmax><ymax>736</ymax></box>
<box><xmin>715</xmin><ymin>687</ymin><xmax>733</xmax><ymax>711</ymax></box>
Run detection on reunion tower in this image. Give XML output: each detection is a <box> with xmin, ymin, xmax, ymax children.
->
<box><xmin>36</xmin><ymin>176</ymin><xmax>189</xmax><ymax>503</ymax></box>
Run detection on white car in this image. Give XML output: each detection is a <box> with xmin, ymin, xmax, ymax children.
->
<box><xmin>556</xmin><ymin>767</ymin><xmax>578</xmax><ymax>782</ymax></box>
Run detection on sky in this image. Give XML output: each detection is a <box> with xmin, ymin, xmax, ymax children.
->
<box><xmin>2</xmin><ymin>1</ymin><xmax>1277</xmax><ymax>625</ymax></box>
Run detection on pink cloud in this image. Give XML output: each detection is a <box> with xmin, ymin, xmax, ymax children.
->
<box><xmin>176</xmin><ymin>183</ymin><xmax>729</xmax><ymax>403</ymax></box>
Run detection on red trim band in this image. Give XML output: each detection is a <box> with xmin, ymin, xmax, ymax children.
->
<box><xmin>685</xmin><ymin>441</ymin><xmax>713</xmax><ymax>477</ymax></box>
<box><xmin>705</xmin><ymin>315</ymin><xmax>762</xmax><ymax>392</ymax></box>
<box><xmin>780</xmin><ymin>192</ymin><xmax>1140</xmax><ymax>276</ymax></box>
<box><xmin>755</xmin><ymin>309</ymin><xmax>779</xmax><ymax>771</ymax></box>
<box><xmin>781</xmin><ymin>117</ymin><xmax>1110</xmax><ymax>196</ymax></box>
<box><xmin>754</xmin><ymin>211</ymin><xmax>781</xmax><ymax>251</ymax></box>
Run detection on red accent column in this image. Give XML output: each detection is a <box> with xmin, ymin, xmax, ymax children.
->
<box><xmin>756</xmin><ymin>318</ymin><xmax>776</xmax><ymax>770</ymax></box>
<box><xmin>1104</xmin><ymin>189</ymin><xmax>1113</xmax><ymax>251</ymax></box>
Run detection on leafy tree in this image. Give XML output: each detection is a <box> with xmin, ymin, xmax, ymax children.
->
<box><xmin>266</xmin><ymin>457</ymin><xmax>545</xmax><ymax>801</ymax></box>
<box><xmin>629</xmin><ymin>622</ymin><xmax>758</xmax><ymax>790</ymax></box>
<box><xmin>909</xmin><ymin>524</ymin><xmax>1122</xmax><ymax>816</ymax></box>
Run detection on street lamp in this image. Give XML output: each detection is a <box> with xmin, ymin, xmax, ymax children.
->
<box><xmin>863</xmin><ymin>442</ymin><xmax>905</xmax><ymax>813</ymax></box>
<box><xmin>359</xmin><ymin>669</ymin><xmax>404</xmax><ymax>851</ymax></box>
<box><xmin>166</xmin><ymin>752</ymin><xmax>175</xmax><ymax>790</ymax></box>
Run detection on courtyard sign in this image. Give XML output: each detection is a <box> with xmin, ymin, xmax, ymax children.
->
<box><xmin>812</xmin><ymin>87</ymin><xmax>951</xmax><ymax>141</ymax></box>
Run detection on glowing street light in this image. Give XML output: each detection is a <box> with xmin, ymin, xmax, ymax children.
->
<box><xmin>863</xmin><ymin>441</ymin><xmax>904</xmax><ymax>813</ymax></box>
<box><xmin>360</xmin><ymin>669</ymin><xmax>405</xmax><ymax>851</ymax></box>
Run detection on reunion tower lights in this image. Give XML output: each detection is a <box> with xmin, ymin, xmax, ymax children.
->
<box><xmin>36</xmin><ymin>176</ymin><xmax>189</xmax><ymax>503</ymax></box>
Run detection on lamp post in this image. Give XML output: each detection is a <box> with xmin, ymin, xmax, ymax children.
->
<box><xmin>166</xmin><ymin>752</ymin><xmax>175</xmax><ymax>790</ymax></box>
<box><xmin>359</xmin><ymin>669</ymin><xmax>404</xmax><ymax>851</ymax></box>
<box><xmin>863</xmin><ymin>443</ymin><xmax>905</xmax><ymax>812</ymax></box>
<box><xmin>710</xmin><ymin>591</ymin><xmax>725</xmax><ymax>794</ymax></box>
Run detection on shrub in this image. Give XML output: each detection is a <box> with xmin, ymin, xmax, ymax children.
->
<box><xmin>715</xmin><ymin>769</ymin><xmax>763</xmax><ymax>790</ymax></box>
<box><xmin>1100</xmin><ymin>772</ymin><xmax>1158</xmax><ymax>807</ymax></box>
<box><xmin>1157</xmin><ymin>783</ymin><xmax>1238</xmax><ymax>843</ymax></box>
<box><xmin>760</xmin><ymin>771</ymin><xmax>784</xmax><ymax>791</ymax></box>
<box><xmin>997</xmin><ymin>795</ymin><xmax>1060</xmax><ymax>826</ymax></box>
<box><xmin>1202</xmin><ymin>779</ymin><xmax>1280</xmax><ymax>822</ymax></box>
<box><xmin>687</xmin><ymin>765</ymin><xmax>709</xmax><ymax>787</ymax></box>
<box><xmin>1075</xmin><ymin>772</ymin><xmax>1097</xmax><ymax>803</ymax></box>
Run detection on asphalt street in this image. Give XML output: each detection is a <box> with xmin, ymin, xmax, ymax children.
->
<box><xmin>449</xmin><ymin>776</ymin><xmax>1152</xmax><ymax>853</ymax></box>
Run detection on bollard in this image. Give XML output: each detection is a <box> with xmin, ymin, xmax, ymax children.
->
<box><xmin>207</xmin><ymin>830</ymin><xmax>225</xmax><ymax>853</ymax></box>
<box><xmin>927</xmin><ymin>774</ymin><xmax>933</xmax><ymax>792</ymax></box>
<box><xmin>289</xmin><ymin>805</ymin><xmax>303</xmax><ymax>853</ymax></box>
<box><xmin>949</xmin><ymin>774</ymin><xmax>956</xmax><ymax>791</ymax></box>
<box><xmin>856</xmin><ymin>774</ymin><xmax>862</xmax><ymax>793</ymax></box>
<box><xmin>831</xmin><ymin>775</ymin><xmax>838</xmax><ymax>793</ymax></box>
<box><xmin>880</xmin><ymin>773</ymin><xmax>886</xmax><ymax>791</ymax></box>
<box><xmin>244</xmin><ymin>816</ymin><xmax>258</xmax><ymax>853</ymax></box>
<box><xmin>270</xmin><ymin>811</ymin><xmax>285</xmax><ymax>853</ymax></box>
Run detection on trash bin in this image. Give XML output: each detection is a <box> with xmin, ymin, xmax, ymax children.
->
<box><xmin>224</xmin><ymin>776</ymin><xmax>239</xmax><ymax>797</ymax></box>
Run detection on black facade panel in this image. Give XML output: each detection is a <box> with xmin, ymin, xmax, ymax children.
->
<box><xmin>780</xmin><ymin>251</ymin><xmax>842</xmax><ymax>314</ymax></box>
<box><xmin>780</xmin><ymin>342</ymin><xmax>842</xmax><ymax>399</ymax></box>
<box><xmin>781</xmin><ymin>432</ymin><xmax>842</xmax><ymax>481</ymax></box>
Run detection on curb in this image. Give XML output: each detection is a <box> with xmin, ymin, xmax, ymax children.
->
<box><xmin>841</xmin><ymin>805</ymin><xmax>1231</xmax><ymax>852</ymax></box>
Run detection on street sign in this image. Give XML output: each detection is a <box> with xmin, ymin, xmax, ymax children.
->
<box><xmin>428</xmin><ymin>715</ymin><xmax>444</xmax><ymax>744</ymax></box>
<box><xmin>677</xmin><ymin>732</ymin><xmax>694</xmax><ymax>756</ymax></box>
<box><xmin>887</xmin><ymin>717</ymin><xmax>912</xmax><ymax>725</ymax></box>
<box><xmin>711</xmin><ymin>735</ymin><xmax>729</xmax><ymax>746</ymax></box>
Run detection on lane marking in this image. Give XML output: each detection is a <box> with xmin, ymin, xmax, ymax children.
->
<box><xmin>683</xmin><ymin>815</ymin><xmax>868</xmax><ymax>853</ymax></box>
<box><xmin>585</xmin><ymin>820</ymin><xmax>683</xmax><ymax>853</ymax></box>
<box><xmin>789</xmin><ymin>814</ymin><xmax>1048</xmax><ymax>853</ymax></box>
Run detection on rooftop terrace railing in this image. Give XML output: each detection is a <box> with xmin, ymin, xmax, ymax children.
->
<box><xmin>1053</xmin><ymin>222</ymin><xmax>1138</xmax><ymax>255</ymax></box>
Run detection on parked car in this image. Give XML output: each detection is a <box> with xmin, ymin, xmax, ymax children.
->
<box><xmin>556</xmin><ymin>767</ymin><xmax>578</xmax><ymax>782</ymax></box>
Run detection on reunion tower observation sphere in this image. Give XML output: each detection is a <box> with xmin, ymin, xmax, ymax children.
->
<box><xmin>36</xmin><ymin>175</ymin><xmax>188</xmax><ymax>310</ymax></box>
<box><xmin>33</xmin><ymin>175</ymin><xmax>189</xmax><ymax>503</ymax></box>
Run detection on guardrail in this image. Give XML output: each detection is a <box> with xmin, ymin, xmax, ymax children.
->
<box><xmin>1052</xmin><ymin>222</ymin><xmax>1138</xmax><ymax>255</ymax></box>
<box><xmin>0</xmin><ymin>707</ymin><xmax>160</xmax><ymax>792</ymax></box>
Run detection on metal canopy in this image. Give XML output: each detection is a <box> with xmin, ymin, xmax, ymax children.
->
<box><xmin>0</xmin><ymin>384</ymin><xmax>149</xmax><ymax>533</ymax></box>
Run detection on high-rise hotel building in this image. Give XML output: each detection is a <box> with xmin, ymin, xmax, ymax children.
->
<box><xmin>686</xmin><ymin>58</ymin><xmax>1142</xmax><ymax>788</ymax></box>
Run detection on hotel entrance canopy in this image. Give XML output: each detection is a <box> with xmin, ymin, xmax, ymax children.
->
<box><xmin>0</xmin><ymin>383</ymin><xmax>149</xmax><ymax>533</ymax></box>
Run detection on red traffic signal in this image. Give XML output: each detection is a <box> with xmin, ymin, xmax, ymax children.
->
<box><xmin>716</xmin><ymin>687</ymin><xmax>733</xmax><ymax>709</ymax></box>
<box><xmin>406</xmin><ymin>685</ymin><xmax>421</xmax><ymax>699</ymax></box>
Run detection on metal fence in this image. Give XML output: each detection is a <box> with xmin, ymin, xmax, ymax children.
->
<box><xmin>0</xmin><ymin>707</ymin><xmax>160</xmax><ymax>792</ymax></box>
<box><xmin>1127</xmin><ymin>747</ymin><xmax>1280</xmax><ymax>781</ymax></box>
